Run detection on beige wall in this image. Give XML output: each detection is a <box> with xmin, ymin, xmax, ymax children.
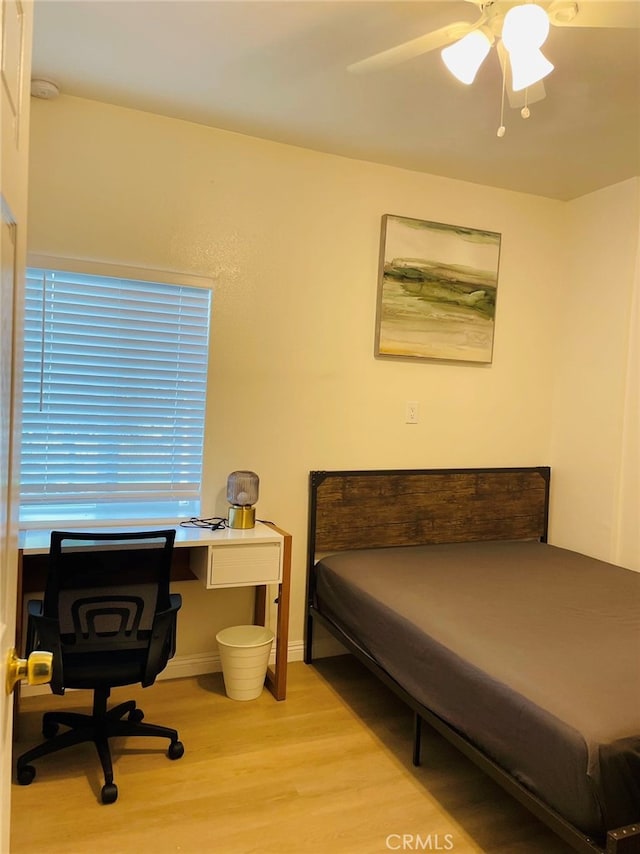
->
<box><xmin>27</xmin><ymin>94</ymin><xmax>632</xmax><ymax>658</ymax></box>
<box><xmin>549</xmin><ymin>178</ymin><xmax>640</xmax><ymax>566</ymax></box>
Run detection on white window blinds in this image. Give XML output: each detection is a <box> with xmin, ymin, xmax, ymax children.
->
<box><xmin>21</xmin><ymin>265</ymin><xmax>211</xmax><ymax>520</ymax></box>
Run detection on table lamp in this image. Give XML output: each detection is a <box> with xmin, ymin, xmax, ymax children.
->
<box><xmin>227</xmin><ymin>470</ymin><xmax>259</xmax><ymax>529</ymax></box>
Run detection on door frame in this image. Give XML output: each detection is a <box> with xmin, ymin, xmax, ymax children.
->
<box><xmin>0</xmin><ymin>0</ymin><xmax>34</xmax><ymax>849</ymax></box>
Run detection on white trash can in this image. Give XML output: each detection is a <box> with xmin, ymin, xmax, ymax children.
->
<box><xmin>216</xmin><ymin>625</ymin><xmax>275</xmax><ymax>701</ymax></box>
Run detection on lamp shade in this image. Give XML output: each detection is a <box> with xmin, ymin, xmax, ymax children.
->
<box><xmin>502</xmin><ymin>3</ymin><xmax>554</xmax><ymax>91</ymax></box>
<box><xmin>227</xmin><ymin>470</ymin><xmax>259</xmax><ymax>529</ymax></box>
<box><xmin>508</xmin><ymin>49</ymin><xmax>554</xmax><ymax>91</ymax></box>
<box><xmin>441</xmin><ymin>29</ymin><xmax>492</xmax><ymax>85</ymax></box>
<box><xmin>227</xmin><ymin>471</ymin><xmax>259</xmax><ymax>506</ymax></box>
<box><xmin>502</xmin><ymin>3</ymin><xmax>550</xmax><ymax>52</ymax></box>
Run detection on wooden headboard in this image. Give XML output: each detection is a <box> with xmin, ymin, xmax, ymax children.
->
<box><xmin>308</xmin><ymin>467</ymin><xmax>550</xmax><ymax>562</ymax></box>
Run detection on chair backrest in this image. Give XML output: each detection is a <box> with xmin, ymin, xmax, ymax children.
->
<box><xmin>44</xmin><ymin>529</ymin><xmax>176</xmax><ymax>659</ymax></box>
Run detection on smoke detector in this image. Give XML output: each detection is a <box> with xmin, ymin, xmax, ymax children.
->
<box><xmin>30</xmin><ymin>79</ymin><xmax>60</xmax><ymax>100</ymax></box>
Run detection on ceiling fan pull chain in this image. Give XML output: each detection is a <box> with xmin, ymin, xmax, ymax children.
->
<box><xmin>521</xmin><ymin>87</ymin><xmax>531</xmax><ymax>119</ymax></box>
<box><xmin>497</xmin><ymin>58</ymin><xmax>507</xmax><ymax>137</ymax></box>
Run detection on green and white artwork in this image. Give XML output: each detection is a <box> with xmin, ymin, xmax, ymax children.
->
<box><xmin>375</xmin><ymin>214</ymin><xmax>501</xmax><ymax>363</ymax></box>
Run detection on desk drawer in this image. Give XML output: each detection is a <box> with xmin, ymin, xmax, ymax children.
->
<box><xmin>207</xmin><ymin>542</ymin><xmax>281</xmax><ymax>588</ymax></box>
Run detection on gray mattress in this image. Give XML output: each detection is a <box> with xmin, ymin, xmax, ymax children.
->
<box><xmin>314</xmin><ymin>540</ymin><xmax>640</xmax><ymax>839</ymax></box>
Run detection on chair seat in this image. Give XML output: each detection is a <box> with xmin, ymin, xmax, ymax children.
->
<box><xmin>62</xmin><ymin>649</ymin><xmax>148</xmax><ymax>689</ymax></box>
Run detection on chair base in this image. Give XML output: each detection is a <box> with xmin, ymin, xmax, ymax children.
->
<box><xmin>16</xmin><ymin>686</ymin><xmax>184</xmax><ymax>803</ymax></box>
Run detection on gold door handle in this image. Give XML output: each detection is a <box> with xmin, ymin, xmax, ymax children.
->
<box><xmin>6</xmin><ymin>648</ymin><xmax>53</xmax><ymax>695</ymax></box>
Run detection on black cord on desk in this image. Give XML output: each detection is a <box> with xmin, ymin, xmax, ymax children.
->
<box><xmin>179</xmin><ymin>517</ymin><xmax>276</xmax><ymax>530</ymax></box>
<box><xmin>179</xmin><ymin>517</ymin><xmax>227</xmax><ymax>530</ymax></box>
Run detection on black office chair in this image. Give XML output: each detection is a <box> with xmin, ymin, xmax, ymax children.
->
<box><xmin>16</xmin><ymin>529</ymin><xmax>184</xmax><ymax>804</ymax></box>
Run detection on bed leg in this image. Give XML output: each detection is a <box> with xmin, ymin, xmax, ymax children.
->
<box><xmin>304</xmin><ymin>612</ymin><xmax>314</xmax><ymax>664</ymax></box>
<box><xmin>607</xmin><ymin>824</ymin><xmax>640</xmax><ymax>853</ymax></box>
<box><xmin>413</xmin><ymin>712</ymin><xmax>422</xmax><ymax>766</ymax></box>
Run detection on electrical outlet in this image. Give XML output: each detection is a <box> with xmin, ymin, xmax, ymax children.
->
<box><xmin>405</xmin><ymin>401</ymin><xmax>419</xmax><ymax>424</ymax></box>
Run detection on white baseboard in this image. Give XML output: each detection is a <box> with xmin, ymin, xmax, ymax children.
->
<box><xmin>157</xmin><ymin>640</ymin><xmax>306</xmax><ymax>681</ymax></box>
<box><xmin>20</xmin><ymin>640</ymin><xmax>308</xmax><ymax>698</ymax></box>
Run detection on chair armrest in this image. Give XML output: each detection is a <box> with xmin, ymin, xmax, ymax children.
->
<box><xmin>142</xmin><ymin>593</ymin><xmax>182</xmax><ymax>687</ymax></box>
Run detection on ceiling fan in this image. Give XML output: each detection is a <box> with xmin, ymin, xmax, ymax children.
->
<box><xmin>348</xmin><ymin>1</ymin><xmax>640</xmax><ymax>133</ymax></box>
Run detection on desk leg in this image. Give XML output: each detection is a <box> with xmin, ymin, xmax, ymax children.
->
<box><xmin>258</xmin><ymin>528</ymin><xmax>291</xmax><ymax>701</ymax></box>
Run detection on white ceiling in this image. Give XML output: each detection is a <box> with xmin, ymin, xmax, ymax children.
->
<box><xmin>31</xmin><ymin>0</ymin><xmax>640</xmax><ymax>200</ymax></box>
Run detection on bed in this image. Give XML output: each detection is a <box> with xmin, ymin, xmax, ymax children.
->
<box><xmin>304</xmin><ymin>467</ymin><xmax>640</xmax><ymax>854</ymax></box>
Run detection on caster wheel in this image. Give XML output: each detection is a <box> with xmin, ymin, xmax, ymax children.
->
<box><xmin>167</xmin><ymin>740</ymin><xmax>184</xmax><ymax>760</ymax></box>
<box><xmin>128</xmin><ymin>708</ymin><xmax>144</xmax><ymax>723</ymax></box>
<box><xmin>101</xmin><ymin>782</ymin><xmax>118</xmax><ymax>804</ymax></box>
<box><xmin>17</xmin><ymin>765</ymin><xmax>36</xmax><ymax>786</ymax></box>
<box><xmin>43</xmin><ymin>720</ymin><xmax>59</xmax><ymax>738</ymax></box>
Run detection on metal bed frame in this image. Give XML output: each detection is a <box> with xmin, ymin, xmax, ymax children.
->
<box><xmin>304</xmin><ymin>467</ymin><xmax>640</xmax><ymax>854</ymax></box>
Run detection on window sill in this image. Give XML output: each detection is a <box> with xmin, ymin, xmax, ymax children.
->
<box><xmin>19</xmin><ymin>499</ymin><xmax>200</xmax><ymax>530</ymax></box>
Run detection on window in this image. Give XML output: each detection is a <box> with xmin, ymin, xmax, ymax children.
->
<box><xmin>20</xmin><ymin>259</ymin><xmax>212</xmax><ymax>526</ymax></box>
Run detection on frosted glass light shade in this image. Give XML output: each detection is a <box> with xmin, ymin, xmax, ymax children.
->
<box><xmin>502</xmin><ymin>4</ymin><xmax>553</xmax><ymax>91</ymax></box>
<box><xmin>508</xmin><ymin>48</ymin><xmax>554</xmax><ymax>91</ymax></box>
<box><xmin>441</xmin><ymin>30</ymin><xmax>492</xmax><ymax>84</ymax></box>
<box><xmin>227</xmin><ymin>470</ymin><xmax>259</xmax><ymax>506</ymax></box>
<box><xmin>502</xmin><ymin>4</ymin><xmax>550</xmax><ymax>51</ymax></box>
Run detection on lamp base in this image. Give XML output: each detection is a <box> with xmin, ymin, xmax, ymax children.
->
<box><xmin>228</xmin><ymin>506</ymin><xmax>256</xmax><ymax>529</ymax></box>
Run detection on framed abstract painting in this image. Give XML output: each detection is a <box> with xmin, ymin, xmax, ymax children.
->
<box><xmin>375</xmin><ymin>214</ymin><xmax>502</xmax><ymax>363</ymax></box>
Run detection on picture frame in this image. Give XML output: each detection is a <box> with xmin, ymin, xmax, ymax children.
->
<box><xmin>374</xmin><ymin>214</ymin><xmax>502</xmax><ymax>363</ymax></box>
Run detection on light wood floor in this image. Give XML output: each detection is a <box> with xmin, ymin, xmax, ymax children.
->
<box><xmin>11</xmin><ymin>656</ymin><xmax>574</xmax><ymax>854</ymax></box>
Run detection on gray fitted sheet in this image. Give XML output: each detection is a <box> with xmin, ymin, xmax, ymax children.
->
<box><xmin>314</xmin><ymin>540</ymin><xmax>640</xmax><ymax>839</ymax></box>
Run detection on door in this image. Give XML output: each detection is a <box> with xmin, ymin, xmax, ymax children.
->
<box><xmin>1</xmin><ymin>0</ymin><xmax>33</xmax><ymax>849</ymax></box>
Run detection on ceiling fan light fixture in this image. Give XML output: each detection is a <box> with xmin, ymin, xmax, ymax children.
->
<box><xmin>502</xmin><ymin>3</ymin><xmax>554</xmax><ymax>92</ymax></box>
<box><xmin>441</xmin><ymin>29</ymin><xmax>492</xmax><ymax>85</ymax></box>
<box><xmin>502</xmin><ymin>3</ymin><xmax>551</xmax><ymax>51</ymax></box>
<box><xmin>508</xmin><ymin>48</ymin><xmax>554</xmax><ymax>91</ymax></box>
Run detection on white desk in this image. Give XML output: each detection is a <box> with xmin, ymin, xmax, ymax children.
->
<box><xmin>18</xmin><ymin>521</ymin><xmax>291</xmax><ymax>700</ymax></box>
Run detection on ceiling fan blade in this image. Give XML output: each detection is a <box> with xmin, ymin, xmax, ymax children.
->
<box><xmin>347</xmin><ymin>21</ymin><xmax>476</xmax><ymax>74</ymax></box>
<box><xmin>548</xmin><ymin>1</ymin><xmax>640</xmax><ymax>28</ymax></box>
